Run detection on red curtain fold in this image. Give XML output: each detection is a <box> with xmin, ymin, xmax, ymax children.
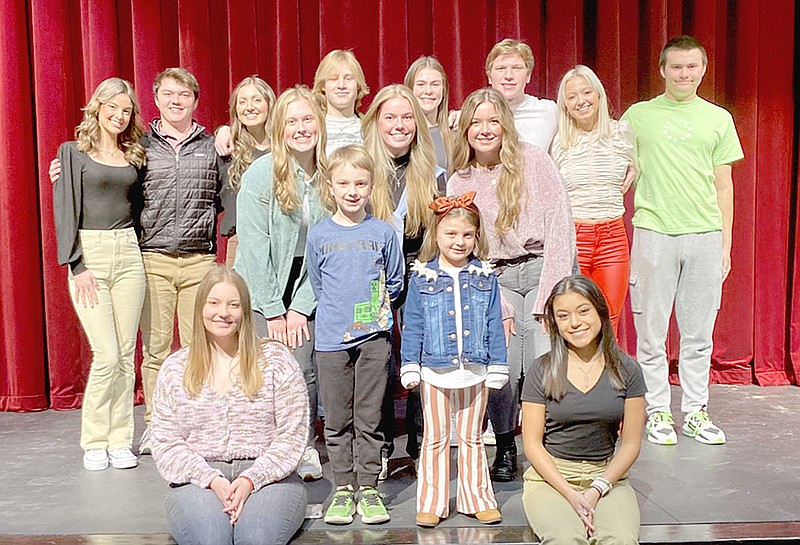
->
<box><xmin>1</xmin><ymin>0</ymin><xmax>797</xmax><ymax>411</ymax></box>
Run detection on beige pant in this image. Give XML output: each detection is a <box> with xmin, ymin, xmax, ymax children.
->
<box><xmin>140</xmin><ymin>252</ymin><xmax>216</xmax><ymax>423</ymax></box>
<box><xmin>68</xmin><ymin>228</ymin><xmax>145</xmax><ymax>451</ymax></box>
<box><xmin>522</xmin><ymin>456</ymin><xmax>640</xmax><ymax>545</ymax></box>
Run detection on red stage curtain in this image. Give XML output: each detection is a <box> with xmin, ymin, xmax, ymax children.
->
<box><xmin>1</xmin><ymin>0</ymin><xmax>796</xmax><ymax>411</ymax></box>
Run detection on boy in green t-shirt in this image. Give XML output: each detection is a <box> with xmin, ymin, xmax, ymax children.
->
<box><xmin>621</xmin><ymin>36</ymin><xmax>744</xmax><ymax>447</ymax></box>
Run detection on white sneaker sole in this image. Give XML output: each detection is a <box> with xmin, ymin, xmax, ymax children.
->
<box><xmin>109</xmin><ymin>457</ymin><xmax>139</xmax><ymax>469</ymax></box>
<box><xmin>357</xmin><ymin>503</ymin><xmax>390</xmax><ymax>524</ymax></box>
<box><xmin>83</xmin><ymin>457</ymin><xmax>109</xmax><ymax>471</ymax></box>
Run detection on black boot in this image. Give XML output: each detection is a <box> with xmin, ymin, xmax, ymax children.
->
<box><xmin>490</xmin><ymin>432</ymin><xmax>517</xmax><ymax>482</ymax></box>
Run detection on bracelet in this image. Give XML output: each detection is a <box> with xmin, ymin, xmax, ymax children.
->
<box><xmin>590</xmin><ymin>476</ymin><xmax>612</xmax><ymax>497</ymax></box>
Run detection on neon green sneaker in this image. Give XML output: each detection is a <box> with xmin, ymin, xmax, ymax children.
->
<box><xmin>683</xmin><ymin>410</ymin><xmax>726</xmax><ymax>445</ymax></box>
<box><xmin>646</xmin><ymin>411</ymin><xmax>678</xmax><ymax>445</ymax></box>
<box><xmin>357</xmin><ymin>487</ymin><xmax>390</xmax><ymax>524</ymax></box>
<box><xmin>324</xmin><ymin>489</ymin><xmax>355</xmax><ymax>525</ymax></box>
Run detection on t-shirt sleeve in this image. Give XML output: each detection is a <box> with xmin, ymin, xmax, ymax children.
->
<box><xmin>712</xmin><ymin>113</ymin><xmax>745</xmax><ymax>166</ymax></box>
<box><xmin>520</xmin><ymin>356</ymin><xmax>547</xmax><ymax>404</ymax></box>
<box><xmin>621</xmin><ymin>353</ymin><xmax>647</xmax><ymax>398</ymax></box>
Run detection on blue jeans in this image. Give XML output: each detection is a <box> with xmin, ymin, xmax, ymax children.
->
<box><xmin>165</xmin><ymin>461</ymin><xmax>307</xmax><ymax>545</ymax></box>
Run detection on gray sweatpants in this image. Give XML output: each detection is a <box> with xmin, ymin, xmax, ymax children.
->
<box><xmin>629</xmin><ymin>228</ymin><xmax>722</xmax><ymax>416</ymax></box>
<box><xmin>316</xmin><ymin>335</ymin><xmax>391</xmax><ymax>488</ymax></box>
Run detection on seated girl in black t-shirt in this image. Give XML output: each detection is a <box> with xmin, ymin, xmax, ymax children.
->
<box><xmin>520</xmin><ymin>275</ymin><xmax>646</xmax><ymax>544</ymax></box>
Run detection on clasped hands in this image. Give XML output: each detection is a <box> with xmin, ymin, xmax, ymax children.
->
<box><xmin>568</xmin><ymin>486</ymin><xmax>601</xmax><ymax>536</ymax></box>
<box><xmin>209</xmin><ymin>476</ymin><xmax>254</xmax><ymax>525</ymax></box>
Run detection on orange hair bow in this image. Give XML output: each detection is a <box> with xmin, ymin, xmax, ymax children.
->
<box><xmin>429</xmin><ymin>191</ymin><xmax>478</xmax><ymax>215</ymax></box>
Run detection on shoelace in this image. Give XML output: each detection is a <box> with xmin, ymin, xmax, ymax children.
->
<box><xmin>361</xmin><ymin>491</ymin><xmax>382</xmax><ymax>507</ymax></box>
<box><xmin>689</xmin><ymin>411</ymin><xmax>712</xmax><ymax>428</ymax></box>
<box><xmin>332</xmin><ymin>491</ymin><xmax>352</xmax><ymax>506</ymax></box>
<box><xmin>653</xmin><ymin>412</ymin><xmax>675</xmax><ymax>426</ymax></box>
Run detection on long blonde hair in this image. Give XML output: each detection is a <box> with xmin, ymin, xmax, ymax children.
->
<box><xmin>555</xmin><ymin>65</ymin><xmax>612</xmax><ymax>150</ymax></box>
<box><xmin>451</xmin><ymin>88</ymin><xmax>525</xmax><ymax>235</ymax></box>
<box><xmin>313</xmin><ymin>49</ymin><xmax>370</xmax><ymax>113</ymax></box>
<box><xmin>270</xmin><ymin>86</ymin><xmax>328</xmax><ymax>213</ymax></box>
<box><xmin>228</xmin><ymin>76</ymin><xmax>276</xmax><ymax>190</ymax></box>
<box><xmin>184</xmin><ymin>266</ymin><xmax>264</xmax><ymax>399</ymax></box>
<box><xmin>418</xmin><ymin>205</ymin><xmax>488</xmax><ymax>263</ymax></box>
<box><xmin>361</xmin><ymin>84</ymin><xmax>439</xmax><ymax>237</ymax></box>
<box><xmin>75</xmin><ymin>77</ymin><xmax>146</xmax><ymax>168</ymax></box>
<box><xmin>404</xmin><ymin>56</ymin><xmax>452</xmax><ymax>171</ymax></box>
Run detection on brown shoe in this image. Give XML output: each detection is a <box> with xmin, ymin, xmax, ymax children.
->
<box><xmin>474</xmin><ymin>509</ymin><xmax>502</xmax><ymax>524</ymax></box>
<box><xmin>416</xmin><ymin>512</ymin><xmax>440</xmax><ymax>527</ymax></box>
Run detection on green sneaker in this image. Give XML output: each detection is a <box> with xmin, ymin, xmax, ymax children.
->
<box><xmin>646</xmin><ymin>411</ymin><xmax>678</xmax><ymax>445</ymax></box>
<box><xmin>324</xmin><ymin>489</ymin><xmax>355</xmax><ymax>525</ymax></box>
<box><xmin>683</xmin><ymin>410</ymin><xmax>726</xmax><ymax>444</ymax></box>
<box><xmin>357</xmin><ymin>487</ymin><xmax>390</xmax><ymax>524</ymax></box>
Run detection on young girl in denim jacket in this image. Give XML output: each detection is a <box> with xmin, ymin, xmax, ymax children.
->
<box><xmin>400</xmin><ymin>192</ymin><xmax>508</xmax><ymax>528</ymax></box>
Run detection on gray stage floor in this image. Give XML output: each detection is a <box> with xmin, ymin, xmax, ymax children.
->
<box><xmin>1</xmin><ymin>384</ymin><xmax>798</xmax><ymax>535</ymax></box>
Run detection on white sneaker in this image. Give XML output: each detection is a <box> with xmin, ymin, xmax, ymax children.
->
<box><xmin>138</xmin><ymin>426</ymin><xmax>153</xmax><ymax>455</ymax></box>
<box><xmin>297</xmin><ymin>446</ymin><xmax>323</xmax><ymax>481</ymax></box>
<box><xmin>108</xmin><ymin>448</ymin><xmax>139</xmax><ymax>469</ymax></box>
<box><xmin>377</xmin><ymin>454</ymin><xmax>389</xmax><ymax>481</ymax></box>
<box><xmin>682</xmin><ymin>410</ymin><xmax>726</xmax><ymax>445</ymax></box>
<box><xmin>646</xmin><ymin>411</ymin><xmax>678</xmax><ymax>445</ymax></box>
<box><xmin>83</xmin><ymin>449</ymin><xmax>109</xmax><ymax>471</ymax></box>
<box><xmin>482</xmin><ymin>420</ymin><xmax>496</xmax><ymax>446</ymax></box>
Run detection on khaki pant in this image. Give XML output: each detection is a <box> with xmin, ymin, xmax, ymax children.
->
<box><xmin>522</xmin><ymin>456</ymin><xmax>640</xmax><ymax>544</ymax></box>
<box><xmin>68</xmin><ymin>228</ymin><xmax>145</xmax><ymax>451</ymax></box>
<box><xmin>140</xmin><ymin>252</ymin><xmax>216</xmax><ymax>423</ymax></box>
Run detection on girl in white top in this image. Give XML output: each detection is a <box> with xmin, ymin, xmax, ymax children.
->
<box><xmin>312</xmin><ymin>49</ymin><xmax>369</xmax><ymax>156</ymax></box>
<box><xmin>551</xmin><ymin>65</ymin><xmax>635</xmax><ymax>335</ymax></box>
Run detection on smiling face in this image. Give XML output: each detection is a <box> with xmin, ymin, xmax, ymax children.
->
<box><xmin>412</xmin><ymin>67</ymin><xmax>444</xmax><ymax>123</ymax></box>
<box><xmin>660</xmin><ymin>48</ymin><xmax>707</xmax><ymax>102</ymax></box>
<box><xmin>488</xmin><ymin>53</ymin><xmax>531</xmax><ymax>106</ymax></box>
<box><xmin>328</xmin><ymin>163</ymin><xmax>372</xmax><ymax>221</ymax></box>
<box><xmin>563</xmin><ymin>76</ymin><xmax>599</xmax><ymax>131</ymax></box>
<box><xmin>377</xmin><ymin>96</ymin><xmax>416</xmax><ymax>157</ymax></box>
<box><xmin>98</xmin><ymin>93</ymin><xmax>133</xmax><ymax>140</ymax></box>
<box><xmin>553</xmin><ymin>291</ymin><xmax>602</xmax><ymax>353</ymax></box>
<box><xmin>154</xmin><ymin>77</ymin><xmax>197</xmax><ymax>130</ymax></box>
<box><xmin>467</xmin><ymin>101</ymin><xmax>503</xmax><ymax>164</ymax></box>
<box><xmin>235</xmin><ymin>83</ymin><xmax>269</xmax><ymax>128</ymax></box>
<box><xmin>323</xmin><ymin>68</ymin><xmax>358</xmax><ymax>116</ymax></box>
<box><xmin>202</xmin><ymin>281</ymin><xmax>243</xmax><ymax>344</ymax></box>
<box><xmin>283</xmin><ymin>98</ymin><xmax>320</xmax><ymax>157</ymax></box>
<box><xmin>436</xmin><ymin>214</ymin><xmax>477</xmax><ymax>268</ymax></box>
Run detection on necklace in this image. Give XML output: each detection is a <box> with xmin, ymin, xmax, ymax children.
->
<box><xmin>571</xmin><ymin>351</ymin><xmax>603</xmax><ymax>389</ymax></box>
<box><xmin>96</xmin><ymin>147</ymin><xmax>122</xmax><ymax>155</ymax></box>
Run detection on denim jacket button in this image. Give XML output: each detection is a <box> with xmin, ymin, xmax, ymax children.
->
<box><xmin>464</xmin><ymin>329</ymin><xmax>470</xmax><ymax>336</ymax></box>
<box><xmin>449</xmin><ymin>333</ymin><xmax>456</xmax><ymax>339</ymax></box>
<box><xmin>448</xmin><ymin>310</ymin><xmax>455</xmax><ymax>316</ymax></box>
<box><xmin>464</xmin><ymin>304</ymin><xmax>470</xmax><ymax>310</ymax></box>
<box><xmin>446</xmin><ymin>286</ymin><xmax>453</xmax><ymax>292</ymax></box>
<box><xmin>428</xmin><ymin>286</ymin><xmax>434</xmax><ymax>292</ymax></box>
<box><xmin>452</xmin><ymin>358</ymin><xmax>459</xmax><ymax>365</ymax></box>
<box><xmin>463</xmin><ymin>283</ymin><xmax>468</xmax><ymax>289</ymax></box>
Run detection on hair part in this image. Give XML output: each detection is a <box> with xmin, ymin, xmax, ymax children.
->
<box><xmin>75</xmin><ymin>77</ymin><xmax>146</xmax><ymax>168</ymax></box>
<box><xmin>313</xmin><ymin>49</ymin><xmax>370</xmax><ymax>112</ymax></box>
<box><xmin>418</xmin><ymin>203</ymin><xmax>488</xmax><ymax>262</ymax></box>
<box><xmin>184</xmin><ymin>266</ymin><xmax>264</xmax><ymax>399</ymax></box>
<box><xmin>554</xmin><ymin>65</ymin><xmax>612</xmax><ymax>150</ymax></box>
<box><xmin>659</xmin><ymin>35</ymin><xmax>708</xmax><ymax>67</ymax></box>
<box><xmin>485</xmin><ymin>38</ymin><xmax>535</xmax><ymax>77</ymax></box>
<box><xmin>270</xmin><ymin>85</ymin><xmax>328</xmax><ymax>213</ymax></box>
<box><xmin>539</xmin><ymin>275</ymin><xmax>625</xmax><ymax>400</ymax></box>
<box><xmin>451</xmin><ymin>88</ymin><xmax>525</xmax><ymax>235</ymax></box>
<box><xmin>361</xmin><ymin>84</ymin><xmax>440</xmax><ymax>237</ymax></box>
<box><xmin>227</xmin><ymin>76</ymin><xmax>277</xmax><ymax>190</ymax></box>
<box><xmin>153</xmin><ymin>67</ymin><xmax>200</xmax><ymax>99</ymax></box>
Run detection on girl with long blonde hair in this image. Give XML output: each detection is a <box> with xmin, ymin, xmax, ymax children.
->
<box><xmin>552</xmin><ymin>65</ymin><xmax>635</xmax><ymax>336</ymax></box>
<box><xmin>151</xmin><ymin>266</ymin><xmax>309</xmax><ymax>545</ymax></box>
<box><xmin>234</xmin><ymin>85</ymin><xmax>329</xmax><ymax>482</ymax></box>
<box><xmin>448</xmin><ymin>86</ymin><xmax>575</xmax><ymax>484</ymax></box>
<box><xmin>404</xmin><ymin>56</ymin><xmax>452</xmax><ymax>172</ymax></box>
<box><xmin>53</xmin><ymin>77</ymin><xmax>146</xmax><ymax>471</ymax></box>
<box><xmin>220</xmin><ymin>76</ymin><xmax>276</xmax><ymax>265</ymax></box>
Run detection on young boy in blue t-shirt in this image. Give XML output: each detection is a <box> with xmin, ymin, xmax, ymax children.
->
<box><xmin>307</xmin><ymin>145</ymin><xmax>404</xmax><ymax>525</ymax></box>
